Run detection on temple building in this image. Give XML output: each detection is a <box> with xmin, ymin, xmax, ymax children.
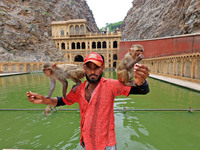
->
<box><xmin>51</xmin><ymin>19</ymin><xmax>121</xmax><ymax>69</ymax></box>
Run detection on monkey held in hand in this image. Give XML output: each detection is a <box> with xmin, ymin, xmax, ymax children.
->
<box><xmin>117</xmin><ymin>44</ymin><xmax>144</xmax><ymax>86</ymax></box>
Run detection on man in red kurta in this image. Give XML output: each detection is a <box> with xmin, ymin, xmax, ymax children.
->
<box><xmin>27</xmin><ymin>52</ymin><xmax>150</xmax><ymax>150</ymax></box>
<box><xmin>64</xmin><ymin>76</ymin><xmax>131</xmax><ymax>149</ymax></box>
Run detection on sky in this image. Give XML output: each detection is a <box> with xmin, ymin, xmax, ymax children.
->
<box><xmin>86</xmin><ymin>0</ymin><xmax>133</xmax><ymax>29</ymax></box>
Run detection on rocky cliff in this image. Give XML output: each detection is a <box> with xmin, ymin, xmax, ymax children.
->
<box><xmin>0</xmin><ymin>0</ymin><xmax>98</xmax><ymax>62</ymax></box>
<box><xmin>121</xmin><ymin>0</ymin><xmax>200</xmax><ymax>40</ymax></box>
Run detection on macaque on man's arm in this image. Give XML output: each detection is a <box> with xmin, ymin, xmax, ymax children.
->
<box><xmin>117</xmin><ymin>44</ymin><xmax>144</xmax><ymax>86</ymax></box>
<box><xmin>42</xmin><ymin>62</ymin><xmax>85</xmax><ymax>115</ymax></box>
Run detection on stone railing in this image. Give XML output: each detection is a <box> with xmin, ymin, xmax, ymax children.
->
<box><xmin>0</xmin><ymin>62</ymin><xmax>44</xmax><ymax>73</ymax></box>
<box><xmin>142</xmin><ymin>52</ymin><xmax>200</xmax><ymax>83</ymax></box>
<box><xmin>0</xmin><ymin>62</ymin><xmax>70</xmax><ymax>73</ymax></box>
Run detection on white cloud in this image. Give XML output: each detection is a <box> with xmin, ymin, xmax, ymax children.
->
<box><xmin>86</xmin><ymin>0</ymin><xmax>133</xmax><ymax>28</ymax></box>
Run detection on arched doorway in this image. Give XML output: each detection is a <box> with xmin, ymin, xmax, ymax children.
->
<box><xmin>74</xmin><ymin>55</ymin><xmax>84</xmax><ymax>62</ymax></box>
<box><xmin>113</xmin><ymin>62</ymin><xmax>116</xmax><ymax>68</ymax></box>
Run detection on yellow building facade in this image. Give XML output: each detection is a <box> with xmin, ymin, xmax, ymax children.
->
<box><xmin>51</xmin><ymin>19</ymin><xmax>121</xmax><ymax>69</ymax></box>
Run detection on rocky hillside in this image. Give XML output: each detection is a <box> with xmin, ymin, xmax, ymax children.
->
<box><xmin>121</xmin><ymin>0</ymin><xmax>200</xmax><ymax>40</ymax></box>
<box><xmin>0</xmin><ymin>0</ymin><xmax>98</xmax><ymax>62</ymax></box>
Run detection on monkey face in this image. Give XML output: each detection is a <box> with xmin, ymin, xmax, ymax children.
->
<box><xmin>135</xmin><ymin>49</ymin><xmax>144</xmax><ymax>57</ymax></box>
<box><xmin>129</xmin><ymin>48</ymin><xmax>144</xmax><ymax>58</ymax></box>
<box><xmin>43</xmin><ymin>68</ymin><xmax>52</xmax><ymax>77</ymax></box>
<box><xmin>129</xmin><ymin>44</ymin><xmax>144</xmax><ymax>58</ymax></box>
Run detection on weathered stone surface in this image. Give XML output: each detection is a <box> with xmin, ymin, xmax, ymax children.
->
<box><xmin>121</xmin><ymin>0</ymin><xmax>200</xmax><ymax>40</ymax></box>
<box><xmin>0</xmin><ymin>0</ymin><xmax>98</xmax><ymax>62</ymax></box>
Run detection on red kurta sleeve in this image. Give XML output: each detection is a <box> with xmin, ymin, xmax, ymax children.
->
<box><xmin>62</xmin><ymin>86</ymin><xmax>81</xmax><ymax>105</ymax></box>
<box><xmin>110</xmin><ymin>79</ymin><xmax>131</xmax><ymax>97</ymax></box>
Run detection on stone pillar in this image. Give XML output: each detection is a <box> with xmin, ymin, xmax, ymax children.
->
<box><xmin>172</xmin><ymin>59</ymin><xmax>176</xmax><ymax>76</ymax></box>
<box><xmin>9</xmin><ymin>64</ymin><xmax>11</xmax><ymax>73</ymax></box>
<box><xmin>191</xmin><ymin>58</ymin><xmax>195</xmax><ymax>79</ymax></box>
<box><xmin>111</xmin><ymin>50</ymin><xmax>113</xmax><ymax>68</ymax></box>
<box><xmin>17</xmin><ymin>63</ymin><xmax>20</xmax><ymax>72</ymax></box>
<box><xmin>180</xmin><ymin>59</ymin><xmax>184</xmax><ymax>77</ymax></box>
<box><xmin>106</xmin><ymin>50</ymin><xmax>109</xmax><ymax>69</ymax></box>
<box><xmin>59</xmin><ymin>41</ymin><xmax>61</xmax><ymax>50</ymax></box>
<box><xmin>0</xmin><ymin>63</ymin><xmax>2</xmax><ymax>73</ymax></box>
<box><xmin>166</xmin><ymin>60</ymin><xmax>169</xmax><ymax>75</ymax></box>
<box><xmin>24</xmin><ymin>64</ymin><xmax>27</xmax><ymax>72</ymax></box>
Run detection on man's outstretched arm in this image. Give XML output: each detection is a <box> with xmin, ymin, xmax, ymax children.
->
<box><xmin>27</xmin><ymin>92</ymin><xmax>68</xmax><ymax>107</ymax></box>
<box><xmin>26</xmin><ymin>91</ymin><xmax>58</xmax><ymax>106</ymax></box>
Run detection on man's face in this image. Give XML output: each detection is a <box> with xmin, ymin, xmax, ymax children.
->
<box><xmin>84</xmin><ymin>62</ymin><xmax>105</xmax><ymax>83</ymax></box>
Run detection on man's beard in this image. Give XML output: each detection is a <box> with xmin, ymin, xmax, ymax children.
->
<box><xmin>86</xmin><ymin>73</ymin><xmax>103</xmax><ymax>83</ymax></box>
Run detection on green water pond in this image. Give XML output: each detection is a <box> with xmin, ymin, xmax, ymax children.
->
<box><xmin>0</xmin><ymin>71</ymin><xmax>200</xmax><ymax>150</ymax></box>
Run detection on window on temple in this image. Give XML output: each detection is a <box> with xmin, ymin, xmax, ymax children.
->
<box><xmin>82</xmin><ymin>42</ymin><xmax>86</xmax><ymax>49</ymax></box>
<box><xmin>97</xmin><ymin>41</ymin><xmax>101</xmax><ymax>49</ymax></box>
<box><xmin>61</xmin><ymin>43</ymin><xmax>65</xmax><ymax>50</ymax></box>
<box><xmin>77</xmin><ymin>42</ymin><xmax>80</xmax><ymax>49</ymax></box>
<box><xmin>103</xmin><ymin>41</ymin><xmax>107</xmax><ymax>48</ymax></box>
<box><xmin>70</xmin><ymin>25</ymin><xmax>74</xmax><ymax>35</ymax></box>
<box><xmin>60</xmin><ymin>29</ymin><xmax>64</xmax><ymax>36</ymax></box>
<box><xmin>75</xmin><ymin>25</ymin><xmax>79</xmax><ymax>34</ymax></box>
<box><xmin>113</xmin><ymin>41</ymin><xmax>118</xmax><ymax>48</ymax></box>
<box><xmin>113</xmin><ymin>54</ymin><xmax>118</xmax><ymax>60</ymax></box>
<box><xmin>92</xmin><ymin>42</ymin><xmax>96</xmax><ymax>49</ymax></box>
<box><xmin>80</xmin><ymin>25</ymin><xmax>85</xmax><ymax>34</ymax></box>
<box><xmin>113</xmin><ymin>62</ymin><xmax>116</xmax><ymax>68</ymax></box>
<box><xmin>72</xmin><ymin>42</ymin><xmax>75</xmax><ymax>49</ymax></box>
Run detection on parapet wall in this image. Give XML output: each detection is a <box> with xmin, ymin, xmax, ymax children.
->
<box><xmin>0</xmin><ymin>62</ymin><xmax>44</xmax><ymax>73</ymax></box>
<box><xmin>0</xmin><ymin>62</ymin><xmax>84</xmax><ymax>73</ymax></box>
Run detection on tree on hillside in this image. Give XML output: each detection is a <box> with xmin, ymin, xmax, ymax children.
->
<box><xmin>100</xmin><ymin>21</ymin><xmax>122</xmax><ymax>32</ymax></box>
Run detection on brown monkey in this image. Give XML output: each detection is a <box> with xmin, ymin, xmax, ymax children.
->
<box><xmin>43</xmin><ymin>62</ymin><xmax>85</xmax><ymax>115</ymax></box>
<box><xmin>117</xmin><ymin>44</ymin><xmax>144</xmax><ymax>86</ymax></box>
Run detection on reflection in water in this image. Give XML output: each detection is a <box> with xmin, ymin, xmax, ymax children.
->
<box><xmin>0</xmin><ymin>111</ymin><xmax>80</xmax><ymax>149</ymax></box>
<box><xmin>115</xmin><ymin>113</ymin><xmax>157</xmax><ymax>150</ymax></box>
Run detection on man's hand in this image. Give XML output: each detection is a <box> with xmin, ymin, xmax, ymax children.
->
<box><xmin>26</xmin><ymin>91</ymin><xmax>45</xmax><ymax>104</ymax></box>
<box><xmin>134</xmin><ymin>64</ymin><xmax>149</xmax><ymax>86</ymax></box>
<box><xmin>26</xmin><ymin>91</ymin><xmax>58</xmax><ymax>106</ymax></box>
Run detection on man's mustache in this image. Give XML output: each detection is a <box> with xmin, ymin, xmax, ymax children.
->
<box><xmin>89</xmin><ymin>74</ymin><xmax>98</xmax><ymax>77</ymax></box>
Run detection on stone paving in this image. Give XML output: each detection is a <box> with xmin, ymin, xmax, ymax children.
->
<box><xmin>149</xmin><ymin>74</ymin><xmax>200</xmax><ymax>92</ymax></box>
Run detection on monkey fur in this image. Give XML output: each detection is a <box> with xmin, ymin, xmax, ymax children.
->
<box><xmin>43</xmin><ymin>62</ymin><xmax>85</xmax><ymax>115</ymax></box>
<box><xmin>117</xmin><ymin>44</ymin><xmax>144</xmax><ymax>86</ymax></box>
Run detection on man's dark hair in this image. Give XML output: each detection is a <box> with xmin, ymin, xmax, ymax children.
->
<box><xmin>98</xmin><ymin>53</ymin><xmax>104</xmax><ymax>65</ymax></box>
